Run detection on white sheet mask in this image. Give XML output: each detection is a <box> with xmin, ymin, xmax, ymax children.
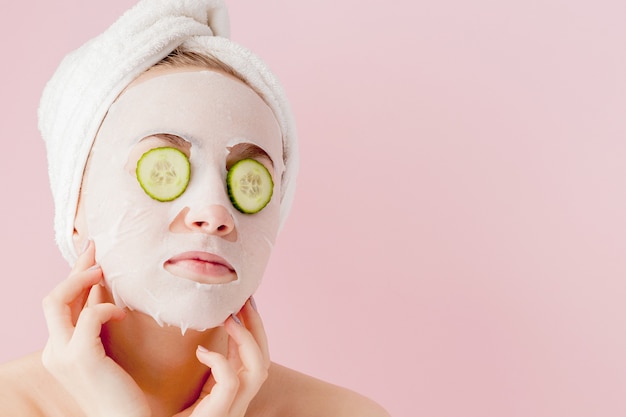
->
<box><xmin>81</xmin><ymin>70</ymin><xmax>284</xmax><ymax>332</ymax></box>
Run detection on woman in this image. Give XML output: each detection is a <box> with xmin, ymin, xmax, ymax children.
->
<box><xmin>0</xmin><ymin>1</ymin><xmax>389</xmax><ymax>416</ymax></box>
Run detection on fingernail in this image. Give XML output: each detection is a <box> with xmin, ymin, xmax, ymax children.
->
<box><xmin>250</xmin><ymin>296</ymin><xmax>258</xmax><ymax>312</ymax></box>
<box><xmin>80</xmin><ymin>239</ymin><xmax>91</xmax><ymax>255</ymax></box>
<box><xmin>87</xmin><ymin>263</ymin><xmax>100</xmax><ymax>271</ymax></box>
<box><xmin>197</xmin><ymin>345</ymin><xmax>208</xmax><ymax>353</ymax></box>
<box><xmin>231</xmin><ymin>313</ymin><xmax>242</xmax><ymax>326</ymax></box>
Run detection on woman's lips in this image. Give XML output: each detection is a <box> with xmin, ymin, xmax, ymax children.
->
<box><xmin>164</xmin><ymin>251</ymin><xmax>236</xmax><ymax>284</ymax></box>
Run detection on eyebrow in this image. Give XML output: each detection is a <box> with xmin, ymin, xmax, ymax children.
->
<box><xmin>141</xmin><ymin>135</ymin><xmax>273</xmax><ymax>167</ymax></box>
<box><xmin>141</xmin><ymin>133</ymin><xmax>190</xmax><ymax>148</ymax></box>
<box><xmin>230</xmin><ymin>143</ymin><xmax>274</xmax><ymax>167</ymax></box>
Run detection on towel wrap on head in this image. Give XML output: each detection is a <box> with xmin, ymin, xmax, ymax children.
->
<box><xmin>38</xmin><ymin>0</ymin><xmax>298</xmax><ymax>265</ymax></box>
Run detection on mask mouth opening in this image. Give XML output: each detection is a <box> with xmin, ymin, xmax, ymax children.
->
<box><xmin>163</xmin><ymin>250</ymin><xmax>238</xmax><ymax>285</ymax></box>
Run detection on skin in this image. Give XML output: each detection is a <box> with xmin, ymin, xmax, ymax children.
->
<box><xmin>0</xmin><ymin>66</ymin><xmax>391</xmax><ymax>417</ymax></box>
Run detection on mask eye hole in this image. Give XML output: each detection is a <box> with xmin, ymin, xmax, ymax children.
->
<box><xmin>136</xmin><ymin>147</ymin><xmax>191</xmax><ymax>202</ymax></box>
<box><xmin>226</xmin><ymin>143</ymin><xmax>274</xmax><ymax>174</ymax></box>
<box><xmin>227</xmin><ymin>158</ymin><xmax>273</xmax><ymax>213</ymax></box>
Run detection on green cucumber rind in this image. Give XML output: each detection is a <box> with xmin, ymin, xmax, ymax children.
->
<box><xmin>136</xmin><ymin>147</ymin><xmax>190</xmax><ymax>202</ymax></box>
<box><xmin>227</xmin><ymin>158</ymin><xmax>274</xmax><ymax>214</ymax></box>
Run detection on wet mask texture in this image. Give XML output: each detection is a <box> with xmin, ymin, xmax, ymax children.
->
<box><xmin>83</xmin><ymin>71</ymin><xmax>284</xmax><ymax>332</ymax></box>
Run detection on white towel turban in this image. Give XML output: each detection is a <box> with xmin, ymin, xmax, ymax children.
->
<box><xmin>38</xmin><ymin>0</ymin><xmax>298</xmax><ymax>265</ymax></box>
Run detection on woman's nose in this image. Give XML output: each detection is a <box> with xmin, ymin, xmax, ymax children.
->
<box><xmin>170</xmin><ymin>204</ymin><xmax>236</xmax><ymax>238</ymax></box>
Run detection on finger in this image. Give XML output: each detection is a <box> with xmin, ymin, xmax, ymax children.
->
<box><xmin>224</xmin><ymin>316</ymin><xmax>266</xmax><ymax>375</ymax></box>
<box><xmin>47</xmin><ymin>266</ymin><xmax>102</xmax><ymax>308</ymax></box>
<box><xmin>238</xmin><ymin>298</ymin><xmax>270</xmax><ymax>366</ymax></box>
<box><xmin>225</xmin><ymin>328</ymin><xmax>242</xmax><ymax>372</ymax></box>
<box><xmin>224</xmin><ymin>316</ymin><xmax>267</xmax><ymax>398</ymax></box>
<box><xmin>64</xmin><ymin>237</ymin><xmax>101</xmax><ymax>317</ymax></box>
<box><xmin>72</xmin><ymin>303</ymin><xmax>126</xmax><ymax>345</ymax></box>
<box><xmin>194</xmin><ymin>347</ymin><xmax>239</xmax><ymax>415</ymax></box>
<box><xmin>42</xmin><ymin>267</ymin><xmax>104</xmax><ymax>344</ymax></box>
<box><xmin>71</xmin><ymin>239</ymin><xmax>97</xmax><ymax>274</ymax></box>
<box><xmin>222</xmin><ymin>317</ymin><xmax>269</xmax><ymax>417</ymax></box>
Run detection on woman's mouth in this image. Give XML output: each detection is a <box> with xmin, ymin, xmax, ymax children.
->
<box><xmin>163</xmin><ymin>251</ymin><xmax>236</xmax><ymax>284</ymax></box>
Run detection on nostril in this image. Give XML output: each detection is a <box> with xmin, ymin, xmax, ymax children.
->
<box><xmin>193</xmin><ymin>221</ymin><xmax>230</xmax><ymax>234</ymax></box>
<box><xmin>170</xmin><ymin>207</ymin><xmax>237</xmax><ymax>241</ymax></box>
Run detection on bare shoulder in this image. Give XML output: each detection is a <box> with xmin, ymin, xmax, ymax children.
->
<box><xmin>252</xmin><ymin>362</ymin><xmax>390</xmax><ymax>417</ymax></box>
<box><xmin>0</xmin><ymin>352</ymin><xmax>45</xmax><ymax>415</ymax></box>
<box><xmin>0</xmin><ymin>351</ymin><xmax>78</xmax><ymax>417</ymax></box>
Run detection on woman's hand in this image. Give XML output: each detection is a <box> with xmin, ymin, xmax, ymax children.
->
<box><xmin>175</xmin><ymin>299</ymin><xmax>270</xmax><ymax>417</ymax></box>
<box><xmin>41</xmin><ymin>240</ymin><xmax>151</xmax><ymax>417</ymax></box>
<box><xmin>42</xmin><ymin>239</ymin><xmax>269</xmax><ymax>417</ymax></box>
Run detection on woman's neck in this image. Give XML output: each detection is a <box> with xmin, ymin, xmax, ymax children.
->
<box><xmin>93</xmin><ymin>286</ymin><xmax>228</xmax><ymax>414</ymax></box>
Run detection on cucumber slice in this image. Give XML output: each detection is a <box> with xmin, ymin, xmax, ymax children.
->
<box><xmin>227</xmin><ymin>159</ymin><xmax>274</xmax><ymax>214</ymax></box>
<box><xmin>136</xmin><ymin>147</ymin><xmax>190</xmax><ymax>202</ymax></box>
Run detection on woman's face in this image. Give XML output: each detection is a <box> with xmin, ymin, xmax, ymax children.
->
<box><xmin>74</xmin><ymin>68</ymin><xmax>284</xmax><ymax>332</ymax></box>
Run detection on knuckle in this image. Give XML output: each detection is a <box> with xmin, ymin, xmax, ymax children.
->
<box><xmin>70</xmin><ymin>347</ymin><xmax>91</xmax><ymax>364</ymax></box>
<box><xmin>40</xmin><ymin>348</ymin><xmax>53</xmax><ymax>369</ymax></box>
<box><xmin>79</xmin><ymin>305</ymin><xmax>98</xmax><ymax>321</ymax></box>
<box><xmin>41</xmin><ymin>294</ymin><xmax>56</xmax><ymax>311</ymax></box>
<box><xmin>250</xmin><ymin>366</ymin><xmax>269</xmax><ymax>386</ymax></box>
<box><xmin>252</xmin><ymin>358</ymin><xmax>270</xmax><ymax>377</ymax></box>
<box><xmin>259</xmin><ymin>367</ymin><xmax>269</xmax><ymax>382</ymax></box>
<box><xmin>221</xmin><ymin>374</ymin><xmax>240</xmax><ymax>393</ymax></box>
<box><xmin>42</xmin><ymin>346</ymin><xmax>70</xmax><ymax>374</ymax></box>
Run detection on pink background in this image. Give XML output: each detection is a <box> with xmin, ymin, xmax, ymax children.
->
<box><xmin>1</xmin><ymin>1</ymin><xmax>625</xmax><ymax>416</ymax></box>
